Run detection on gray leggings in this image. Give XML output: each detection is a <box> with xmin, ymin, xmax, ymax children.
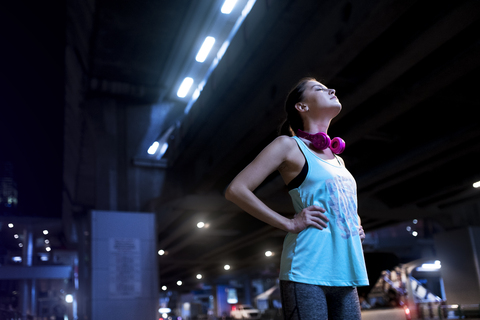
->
<box><xmin>280</xmin><ymin>281</ymin><xmax>361</xmax><ymax>320</ymax></box>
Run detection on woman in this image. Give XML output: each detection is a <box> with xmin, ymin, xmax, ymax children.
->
<box><xmin>225</xmin><ymin>77</ymin><xmax>369</xmax><ymax>320</ymax></box>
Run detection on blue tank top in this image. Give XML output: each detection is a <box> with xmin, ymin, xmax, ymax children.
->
<box><xmin>279</xmin><ymin>136</ymin><xmax>369</xmax><ymax>287</ymax></box>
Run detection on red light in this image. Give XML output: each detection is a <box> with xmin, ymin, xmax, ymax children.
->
<box><xmin>404</xmin><ymin>307</ymin><xmax>410</xmax><ymax>315</ymax></box>
<box><xmin>232</xmin><ymin>306</ymin><xmax>236</xmax><ymax>311</ymax></box>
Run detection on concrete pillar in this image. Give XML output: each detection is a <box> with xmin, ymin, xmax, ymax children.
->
<box><xmin>434</xmin><ymin>226</ymin><xmax>480</xmax><ymax>304</ymax></box>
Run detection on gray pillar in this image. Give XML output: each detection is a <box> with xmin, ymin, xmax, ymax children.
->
<box><xmin>434</xmin><ymin>226</ymin><xmax>480</xmax><ymax>304</ymax></box>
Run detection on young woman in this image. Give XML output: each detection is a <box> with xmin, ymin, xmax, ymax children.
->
<box><xmin>225</xmin><ymin>77</ymin><xmax>369</xmax><ymax>320</ymax></box>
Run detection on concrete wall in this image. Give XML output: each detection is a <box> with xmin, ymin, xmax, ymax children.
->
<box><xmin>90</xmin><ymin>210</ymin><xmax>158</xmax><ymax>320</ymax></box>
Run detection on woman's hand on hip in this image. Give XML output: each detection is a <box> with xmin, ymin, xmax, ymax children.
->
<box><xmin>290</xmin><ymin>205</ymin><xmax>329</xmax><ymax>233</ymax></box>
<box><xmin>358</xmin><ymin>225</ymin><xmax>365</xmax><ymax>243</ymax></box>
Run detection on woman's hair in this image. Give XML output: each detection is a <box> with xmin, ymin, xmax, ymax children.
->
<box><xmin>278</xmin><ymin>77</ymin><xmax>316</xmax><ymax>136</ymax></box>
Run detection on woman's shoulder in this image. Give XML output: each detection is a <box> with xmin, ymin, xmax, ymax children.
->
<box><xmin>272</xmin><ymin>135</ymin><xmax>298</xmax><ymax>147</ymax></box>
<box><xmin>267</xmin><ymin>135</ymin><xmax>300</xmax><ymax>159</ymax></box>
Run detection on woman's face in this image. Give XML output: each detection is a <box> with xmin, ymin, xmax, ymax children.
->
<box><xmin>301</xmin><ymin>81</ymin><xmax>342</xmax><ymax>112</ymax></box>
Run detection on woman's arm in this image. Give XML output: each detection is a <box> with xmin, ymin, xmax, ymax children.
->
<box><xmin>225</xmin><ymin>136</ymin><xmax>329</xmax><ymax>233</ymax></box>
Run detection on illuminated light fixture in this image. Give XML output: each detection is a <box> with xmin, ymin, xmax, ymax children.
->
<box><xmin>221</xmin><ymin>0</ymin><xmax>238</xmax><ymax>14</ymax></box>
<box><xmin>46</xmin><ymin>247</ymin><xmax>51</xmax><ymax>252</ymax></box>
<box><xmin>265</xmin><ymin>251</ymin><xmax>273</xmax><ymax>257</ymax></box>
<box><xmin>473</xmin><ymin>181</ymin><xmax>480</xmax><ymax>188</ymax></box>
<box><xmin>45</xmin><ymin>239</ymin><xmax>50</xmax><ymax>244</ymax></box>
<box><xmin>147</xmin><ymin>141</ymin><xmax>159</xmax><ymax>155</ymax></box>
<box><xmin>192</xmin><ymin>89</ymin><xmax>200</xmax><ymax>101</ymax></box>
<box><xmin>416</xmin><ymin>260</ymin><xmax>441</xmax><ymax>272</ymax></box>
<box><xmin>18</xmin><ymin>243</ymin><xmax>23</xmax><ymax>248</ymax></box>
<box><xmin>12</xmin><ymin>256</ymin><xmax>22</xmax><ymax>262</ymax></box>
<box><xmin>196</xmin><ymin>36</ymin><xmax>216</xmax><ymax>63</ymax></box>
<box><xmin>161</xmin><ymin>285</ymin><xmax>167</xmax><ymax>291</ymax></box>
<box><xmin>158</xmin><ymin>249</ymin><xmax>165</xmax><ymax>256</ymax></box>
<box><xmin>197</xmin><ymin>222</ymin><xmax>205</xmax><ymax>229</ymax></box>
<box><xmin>177</xmin><ymin>280</ymin><xmax>183</xmax><ymax>286</ymax></box>
<box><xmin>8</xmin><ymin>223</ymin><xmax>14</xmax><ymax>228</ymax></box>
<box><xmin>43</xmin><ymin>230</ymin><xmax>49</xmax><ymax>235</ymax></box>
<box><xmin>159</xmin><ymin>308</ymin><xmax>171</xmax><ymax>313</ymax></box>
<box><xmin>217</xmin><ymin>41</ymin><xmax>229</xmax><ymax>60</ymax></box>
<box><xmin>224</xmin><ymin>264</ymin><xmax>231</xmax><ymax>270</ymax></box>
<box><xmin>65</xmin><ymin>294</ymin><xmax>74</xmax><ymax>303</ymax></box>
<box><xmin>40</xmin><ymin>255</ymin><xmax>49</xmax><ymax>261</ymax></box>
<box><xmin>196</xmin><ymin>274</ymin><xmax>203</xmax><ymax>280</ymax></box>
<box><xmin>14</xmin><ymin>234</ymin><xmax>19</xmax><ymax>239</ymax></box>
<box><xmin>406</xmin><ymin>226</ymin><xmax>411</xmax><ymax>232</ymax></box>
<box><xmin>177</xmin><ymin>77</ymin><xmax>194</xmax><ymax>98</ymax></box>
<box><xmin>412</xmin><ymin>231</ymin><xmax>418</xmax><ymax>237</ymax></box>
<box><xmin>412</xmin><ymin>219</ymin><xmax>418</xmax><ymax>224</ymax></box>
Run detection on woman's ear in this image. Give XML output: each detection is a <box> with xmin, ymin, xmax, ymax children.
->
<box><xmin>295</xmin><ymin>102</ymin><xmax>309</xmax><ymax>113</ymax></box>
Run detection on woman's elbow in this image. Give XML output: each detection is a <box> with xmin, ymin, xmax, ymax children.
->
<box><xmin>225</xmin><ymin>183</ymin><xmax>236</xmax><ymax>202</ymax></box>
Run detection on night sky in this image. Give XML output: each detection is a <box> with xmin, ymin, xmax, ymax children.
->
<box><xmin>0</xmin><ymin>1</ymin><xmax>65</xmax><ymax>218</ymax></box>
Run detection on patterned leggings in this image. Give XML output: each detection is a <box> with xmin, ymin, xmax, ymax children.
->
<box><xmin>280</xmin><ymin>281</ymin><xmax>361</xmax><ymax>320</ymax></box>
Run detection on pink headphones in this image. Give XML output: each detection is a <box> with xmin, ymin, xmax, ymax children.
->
<box><xmin>297</xmin><ymin>129</ymin><xmax>346</xmax><ymax>154</ymax></box>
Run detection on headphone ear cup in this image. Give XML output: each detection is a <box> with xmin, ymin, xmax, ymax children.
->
<box><xmin>311</xmin><ymin>132</ymin><xmax>330</xmax><ymax>150</ymax></box>
<box><xmin>330</xmin><ymin>137</ymin><xmax>346</xmax><ymax>154</ymax></box>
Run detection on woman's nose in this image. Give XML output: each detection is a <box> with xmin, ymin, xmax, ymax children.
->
<box><xmin>329</xmin><ymin>88</ymin><xmax>336</xmax><ymax>94</ymax></box>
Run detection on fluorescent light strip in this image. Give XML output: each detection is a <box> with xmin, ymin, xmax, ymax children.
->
<box><xmin>196</xmin><ymin>36</ymin><xmax>216</xmax><ymax>63</ymax></box>
<box><xmin>177</xmin><ymin>77</ymin><xmax>194</xmax><ymax>98</ymax></box>
<box><xmin>184</xmin><ymin>0</ymin><xmax>257</xmax><ymax>114</ymax></box>
<box><xmin>474</xmin><ymin>181</ymin><xmax>480</xmax><ymax>188</ymax></box>
<box><xmin>221</xmin><ymin>0</ymin><xmax>238</xmax><ymax>14</ymax></box>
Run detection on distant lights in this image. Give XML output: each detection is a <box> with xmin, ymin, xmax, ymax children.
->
<box><xmin>265</xmin><ymin>251</ymin><xmax>273</xmax><ymax>257</ymax></box>
<box><xmin>196</xmin><ymin>274</ymin><xmax>203</xmax><ymax>280</ymax></box>
<box><xmin>473</xmin><ymin>181</ymin><xmax>480</xmax><ymax>188</ymax></box>
<box><xmin>195</xmin><ymin>37</ymin><xmax>216</xmax><ymax>63</ymax></box>
<box><xmin>177</xmin><ymin>280</ymin><xmax>183</xmax><ymax>286</ymax></box>
<box><xmin>161</xmin><ymin>285</ymin><xmax>167</xmax><ymax>291</ymax></box>
<box><xmin>417</xmin><ymin>260</ymin><xmax>441</xmax><ymax>272</ymax></box>
<box><xmin>14</xmin><ymin>234</ymin><xmax>19</xmax><ymax>239</ymax></box>
<box><xmin>18</xmin><ymin>243</ymin><xmax>23</xmax><ymax>248</ymax></box>
<box><xmin>221</xmin><ymin>0</ymin><xmax>238</xmax><ymax>14</ymax></box>
<box><xmin>412</xmin><ymin>231</ymin><xmax>418</xmax><ymax>237</ymax></box>
<box><xmin>158</xmin><ymin>249</ymin><xmax>166</xmax><ymax>256</ymax></box>
<box><xmin>177</xmin><ymin>77</ymin><xmax>194</xmax><ymax>98</ymax></box>
<box><xmin>46</xmin><ymin>247</ymin><xmax>51</xmax><ymax>252</ymax></box>
<box><xmin>43</xmin><ymin>230</ymin><xmax>49</xmax><ymax>235</ymax></box>
<box><xmin>224</xmin><ymin>264</ymin><xmax>231</xmax><ymax>271</ymax></box>
<box><xmin>197</xmin><ymin>222</ymin><xmax>205</xmax><ymax>229</ymax></box>
<box><xmin>65</xmin><ymin>294</ymin><xmax>74</xmax><ymax>303</ymax></box>
<box><xmin>8</xmin><ymin>223</ymin><xmax>14</xmax><ymax>228</ymax></box>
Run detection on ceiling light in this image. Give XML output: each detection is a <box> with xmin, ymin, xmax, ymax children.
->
<box><xmin>14</xmin><ymin>234</ymin><xmax>19</xmax><ymax>239</ymax></box>
<box><xmin>177</xmin><ymin>77</ymin><xmax>194</xmax><ymax>98</ymax></box>
<box><xmin>265</xmin><ymin>251</ymin><xmax>273</xmax><ymax>257</ymax></box>
<box><xmin>43</xmin><ymin>230</ymin><xmax>49</xmax><ymax>235</ymax></box>
<box><xmin>8</xmin><ymin>223</ymin><xmax>14</xmax><ymax>228</ymax></box>
<box><xmin>177</xmin><ymin>280</ymin><xmax>183</xmax><ymax>286</ymax></box>
<box><xmin>196</xmin><ymin>274</ymin><xmax>202</xmax><ymax>280</ymax></box>
<box><xmin>65</xmin><ymin>294</ymin><xmax>74</xmax><ymax>303</ymax></box>
<box><xmin>46</xmin><ymin>247</ymin><xmax>51</xmax><ymax>252</ymax></box>
<box><xmin>221</xmin><ymin>0</ymin><xmax>238</xmax><ymax>14</ymax></box>
<box><xmin>197</xmin><ymin>222</ymin><xmax>205</xmax><ymax>229</ymax></box>
<box><xmin>161</xmin><ymin>286</ymin><xmax>167</xmax><ymax>291</ymax></box>
<box><xmin>473</xmin><ymin>181</ymin><xmax>480</xmax><ymax>188</ymax></box>
<box><xmin>224</xmin><ymin>264</ymin><xmax>231</xmax><ymax>270</ymax></box>
<box><xmin>147</xmin><ymin>141</ymin><xmax>159</xmax><ymax>155</ymax></box>
<box><xmin>412</xmin><ymin>231</ymin><xmax>418</xmax><ymax>237</ymax></box>
<box><xmin>195</xmin><ymin>37</ymin><xmax>216</xmax><ymax>63</ymax></box>
<box><xmin>158</xmin><ymin>249</ymin><xmax>165</xmax><ymax>256</ymax></box>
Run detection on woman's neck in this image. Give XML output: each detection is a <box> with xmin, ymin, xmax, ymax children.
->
<box><xmin>302</xmin><ymin>118</ymin><xmax>331</xmax><ymax>134</ymax></box>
